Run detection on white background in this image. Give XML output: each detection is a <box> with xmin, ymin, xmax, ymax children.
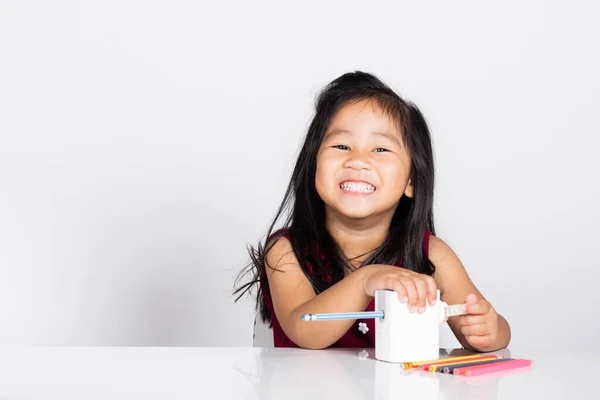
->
<box><xmin>1</xmin><ymin>0</ymin><xmax>598</xmax><ymax>352</ymax></box>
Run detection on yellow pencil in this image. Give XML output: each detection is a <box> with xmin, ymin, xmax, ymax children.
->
<box><xmin>403</xmin><ymin>354</ymin><xmax>484</xmax><ymax>369</ymax></box>
<box><xmin>428</xmin><ymin>356</ymin><xmax>501</xmax><ymax>372</ymax></box>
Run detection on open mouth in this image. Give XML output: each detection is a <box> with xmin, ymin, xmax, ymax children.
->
<box><xmin>339</xmin><ymin>181</ymin><xmax>376</xmax><ymax>194</ymax></box>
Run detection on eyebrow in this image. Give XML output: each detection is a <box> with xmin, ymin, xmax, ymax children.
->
<box><xmin>325</xmin><ymin>129</ymin><xmax>402</xmax><ymax>146</ymax></box>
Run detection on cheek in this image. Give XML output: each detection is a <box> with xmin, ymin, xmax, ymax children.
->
<box><xmin>379</xmin><ymin>162</ymin><xmax>410</xmax><ymax>192</ymax></box>
<box><xmin>315</xmin><ymin>157</ymin><xmax>336</xmax><ymax>196</ymax></box>
<box><xmin>314</xmin><ymin>160</ymin><xmax>328</xmax><ymax>192</ymax></box>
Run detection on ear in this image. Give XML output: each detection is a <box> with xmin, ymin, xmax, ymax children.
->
<box><xmin>404</xmin><ymin>179</ymin><xmax>414</xmax><ymax>198</ymax></box>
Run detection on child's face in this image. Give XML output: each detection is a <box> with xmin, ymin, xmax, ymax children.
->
<box><xmin>315</xmin><ymin>99</ymin><xmax>413</xmax><ymax>221</ymax></box>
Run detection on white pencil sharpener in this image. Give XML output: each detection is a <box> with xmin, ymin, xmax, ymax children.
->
<box><xmin>375</xmin><ymin>289</ymin><xmax>450</xmax><ymax>363</ymax></box>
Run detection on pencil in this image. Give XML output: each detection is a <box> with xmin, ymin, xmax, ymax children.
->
<box><xmin>300</xmin><ymin>311</ymin><xmax>384</xmax><ymax>321</ymax></box>
<box><xmin>403</xmin><ymin>354</ymin><xmax>485</xmax><ymax>369</ymax></box>
<box><xmin>418</xmin><ymin>355</ymin><xmax>496</xmax><ymax>371</ymax></box>
<box><xmin>427</xmin><ymin>356</ymin><xmax>501</xmax><ymax>372</ymax></box>
<box><xmin>456</xmin><ymin>359</ymin><xmax>532</xmax><ymax>376</ymax></box>
<box><xmin>418</xmin><ymin>355</ymin><xmax>500</xmax><ymax>371</ymax></box>
<box><xmin>441</xmin><ymin>358</ymin><xmax>513</xmax><ymax>374</ymax></box>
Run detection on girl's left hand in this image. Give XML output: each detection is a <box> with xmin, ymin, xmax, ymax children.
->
<box><xmin>458</xmin><ymin>294</ymin><xmax>500</xmax><ymax>351</ymax></box>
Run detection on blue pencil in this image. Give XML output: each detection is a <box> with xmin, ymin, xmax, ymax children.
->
<box><xmin>301</xmin><ymin>311</ymin><xmax>384</xmax><ymax>321</ymax></box>
<box><xmin>442</xmin><ymin>358</ymin><xmax>513</xmax><ymax>374</ymax></box>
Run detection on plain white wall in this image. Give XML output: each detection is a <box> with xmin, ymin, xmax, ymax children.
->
<box><xmin>1</xmin><ymin>0</ymin><xmax>598</xmax><ymax>351</ymax></box>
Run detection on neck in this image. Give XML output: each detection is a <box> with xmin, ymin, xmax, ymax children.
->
<box><xmin>325</xmin><ymin>208</ymin><xmax>395</xmax><ymax>267</ymax></box>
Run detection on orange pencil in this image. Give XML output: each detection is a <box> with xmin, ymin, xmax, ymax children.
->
<box><xmin>403</xmin><ymin>354</ymin><xmax>484</xmax><ymax>369</ymax></box>
<box><xmin>425</xmin><ymin>356</ymin><xmax>501</xmax><ymax>372</ymax></box>
<box><xmin>418</xmin><ymin>355</ymin><xmax>498</xmax><ymax>371</ymax></box>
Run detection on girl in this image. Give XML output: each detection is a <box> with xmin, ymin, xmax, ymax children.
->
<box><xmin>234</xmin><ymin>71</ymin><xmax>511</xmax><ymax>352</ymax></box>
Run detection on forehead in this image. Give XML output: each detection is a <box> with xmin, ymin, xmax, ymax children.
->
<box><xmin>327</xmin><ymin>99</ymin><xmax>402</xmax><ymax>136</ymax></box>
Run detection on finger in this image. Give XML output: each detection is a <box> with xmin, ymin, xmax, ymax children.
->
<box><xmin>465</xmin><ymin>334</ymin><xmax>491</xmax><ymax>349</ymax></box>
<box><xmin>399</xmin><ymin>277</ymin><xmax>419</xmax><ymax>313</ymax></box>
<box><xmin>461</xmin><ymin>323</ymin><xmax>489</xmax><ymax>337</ymax></box>
<box><xmin>465</xmin><ymin>298</ymin><xmax>491</xmax><ymax>315</ymax></box>
<box><xmin>465</xmin><ymin>293</ymin><xmax>478</xmax><ymax>304</ymax></box>
<box><xmin>413</xmin><ymin>278</ymin><xmax>428</xmax><ymax>313</ymax></box>
<box><xmin>389</xmin><ymin>279</ymin><xmax>408</xmax><ymax>304</ymax></box>
<box><xmin>424</xmin><ymin>275</ymin><xmax>437</xmax><ymax>306</ymax></box>
<box><xmin>458</xmin><ymin>314</ymin><xmax>487</xmax><ymax>326</ymax></box>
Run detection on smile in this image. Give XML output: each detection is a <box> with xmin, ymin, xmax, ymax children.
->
<box><xmin>339</xmin><ymin>181</ymin><xmax>376</xmax><ymax>193</ymax></box>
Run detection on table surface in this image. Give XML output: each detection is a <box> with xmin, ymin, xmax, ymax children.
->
<box><xmin>0</xmin><ymin>346</ymin><xmax>596</xmax><ymax>399</ymax></box>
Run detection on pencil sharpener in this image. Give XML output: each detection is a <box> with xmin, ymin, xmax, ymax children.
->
<box><xmin>375</xmin><ymin>289</ymin><xmax>445</xmax><ymax>363</ymax></box>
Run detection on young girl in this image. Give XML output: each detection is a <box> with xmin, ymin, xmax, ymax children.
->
<box><xmin>234</xmin><ymin>71</ymin><xmax>511</xmax><ymax>352</ymax></box>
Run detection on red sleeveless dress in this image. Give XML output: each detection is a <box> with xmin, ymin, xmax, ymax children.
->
<box><xmin>261</xmin><ymin>230</ymin><xmax>432</xmax><ymax>348</ymax></box>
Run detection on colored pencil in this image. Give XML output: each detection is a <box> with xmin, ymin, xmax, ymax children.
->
<box><xmin>455</xmin><ymin>364</ymin><xmax>533</xmax><ymax>382</ymax></box>
<box><xmin>403</xmin><ymin>354</ymin><xmax>485</xmax><ymax>369</ymax></box>
<box><xmin>301</xmin><ymin>311</ymin><xmax>384</xmax><ymax>321</ymax></box>
<box><xmin>427</xmin><ymin>356</ymin><xmax>501</xmax><ymax>372</ymax></box>
<box><xmin>418</xmin><ymin>355</ymin><xmax>498</xmax><ymax>371</ymax></box>
<box><xmin>441</xmin><ymin>358</ymin><xmax>513</xmax><ymax>374</ymax></box>
<box><xmin>418</xmin><ymin>355</ymin><xmax>500</xmax><ymax>371</ymax></box>
<box><xmin>456</xmin><ymin>359</ymin><xmax>532</xmax><ymax>376</ymax></box>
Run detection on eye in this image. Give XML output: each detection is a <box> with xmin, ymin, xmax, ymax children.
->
<box><xmin>333</xmin><ymin>145</ymin><xmax>350</xmax><ymax>150</ymax></box>
<box><xmin>374</xmin><ymin>147</ymin><xmax>390</xmax><ymax>153</ymax></box>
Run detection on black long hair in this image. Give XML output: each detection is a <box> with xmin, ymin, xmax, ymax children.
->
<box><xmin>233</xmin><ymin>71</ymin><xmax>436</xmax><ymax>325</ymax></box>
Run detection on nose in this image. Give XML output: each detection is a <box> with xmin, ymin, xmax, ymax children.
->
<box><xmin>343</xmin><ymin>151</ymin><xmax>372</xmax><ymax>171</ymax></box>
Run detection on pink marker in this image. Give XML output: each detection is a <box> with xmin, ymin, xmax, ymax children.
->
<box><xmin>458</xmin><ymin>359</ymin><xmax>532</xmax><ymax>377</ymax></box>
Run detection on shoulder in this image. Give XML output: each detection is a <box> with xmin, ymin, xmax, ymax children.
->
<box><xmin>264</xmin><ymin>229</ymin><xmax>300</xmax><ymax>276</ymax></box>
<box><xmin>426</xmin><ymin>234</ymin><xmax>468</xmax><ymax>275</ymax></box>
<box><xmin>267</xmin><ymin>228</ymin><xmax>291</xmax><ymax>244</ymax></box>
<box><xmin>427</xmin><ymin>234</ymin><xmax>457</xmax><ymax>263</ymax></box>
<box><xmin>265</xmin><ymin>228</ymin><xmax>293</xmax><ymax>258</ymax></box>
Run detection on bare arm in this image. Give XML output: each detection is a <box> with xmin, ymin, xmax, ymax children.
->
<box><xmin>264</xmin><ymin>236</ymin><xmax>372</xmax><ymax>349</ymax></box>
<box><xmin>429</xmin><ymin>235</ymin><xmax>511</xmax><ymax>352</ymax></box>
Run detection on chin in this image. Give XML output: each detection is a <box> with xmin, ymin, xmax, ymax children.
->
<box><xmin>331</xmin><ymin>204</ymin><xmax>377</xmax><ymax>220</ymax></box>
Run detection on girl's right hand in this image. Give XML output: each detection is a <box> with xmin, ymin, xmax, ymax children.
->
<box><xmin>360</xmin><ymin>264</ymin><xmax>438</xmax><ymax>313</ymax></box>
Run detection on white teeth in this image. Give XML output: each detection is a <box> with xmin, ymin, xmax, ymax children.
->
<box><xmin>340</xmin><ymin>182</ymin><xmax>375</xmax><ymax>193</ymax></box>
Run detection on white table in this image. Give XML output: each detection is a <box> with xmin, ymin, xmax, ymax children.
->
<box><xmin>0</xmin><ymin>346</ymin><xmax>596</xmax><ymax>399</ymax></box>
